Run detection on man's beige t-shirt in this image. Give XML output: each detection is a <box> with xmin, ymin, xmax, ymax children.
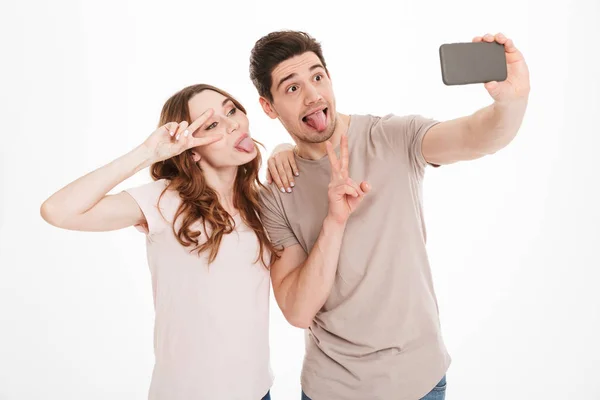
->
<box><xmin>124</xmin><ymin>179</ymin><xmax>273</xmax><ymax>400</ymax></box>
<box><xmin>260</xmin><ymin>114</ymin><xmax>451</xmax><ymax>400</ymax></box>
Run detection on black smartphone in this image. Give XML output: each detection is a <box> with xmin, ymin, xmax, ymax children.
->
<box><xmin>439</xmin><ymin>41</ymin><xmax>507</xmax><ymax>86</ymax></box>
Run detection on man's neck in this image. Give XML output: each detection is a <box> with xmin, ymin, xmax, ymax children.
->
<box><xmin>296</xmin><ymin>113</ymin><xmax>350</xmax><ymax>160</ymax></box>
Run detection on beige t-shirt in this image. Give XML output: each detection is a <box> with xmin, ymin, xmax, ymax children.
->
<box><xmin>260</xmin><ymin>114</ymin><xmax>451</xmax><ymax>400</ymax></box>
<box><xmin>124</xmin><ymin>179</ymin><xmax>273</xmax><ymax>400</ymax></box>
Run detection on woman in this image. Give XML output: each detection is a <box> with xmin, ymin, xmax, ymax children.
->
<box><xmin>40</xmin><ymin>84</ymin><xmax>295</xmax><ymax>400</ymax></box>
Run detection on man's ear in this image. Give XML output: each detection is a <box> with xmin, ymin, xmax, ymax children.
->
<box><xmin>259</xmin><ymin>97</ymin><xmax>278</xmax><ymax>119</ymax></box>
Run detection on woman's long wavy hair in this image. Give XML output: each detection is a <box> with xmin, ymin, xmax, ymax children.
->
<box><xmin>150</xmin><ymin>84</ymin><xmax>277</xmax><ymax>267</ymax></box>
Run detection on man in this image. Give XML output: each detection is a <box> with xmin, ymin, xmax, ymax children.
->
<box><xmin>250</xmin><ymin>31</ymin><xmax>529</xmax><ymax>400</ymax></box>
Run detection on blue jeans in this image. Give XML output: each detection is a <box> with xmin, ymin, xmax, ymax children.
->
<box><xmin>301</xmin><ymin>375</ymin><xmax>446</xmax><ymax>400</ymax></box>
<box><xmin>262</xmin><ymin>390</ymin><xmax>271</xmax><ymax>400</ymax></box>
<box><xmin>419</xmin><ymin>375</ymin><xmax>446</xmax><ymax>400</ymax></box>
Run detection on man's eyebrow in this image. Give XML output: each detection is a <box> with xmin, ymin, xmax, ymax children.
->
<box><xmin>277</xmin><ymin>73</ymin><xmax>297</xmax><ymax>91</ymax></box>
<box><xmin>309</xmin><ymin>64</ymin><xmax>325</xmax><ymax>72</ymax></box>
<box><xmin>276</xmin><ymin>64</ymin><xmax>326</xmax><ymax>91</ymax></box>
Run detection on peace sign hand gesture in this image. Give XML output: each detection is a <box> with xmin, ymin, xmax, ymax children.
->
<box><xmin>326</xmin><ymin>135</ymin><xmax>370</xmax><ymax>225</ymax></box>
<box><xmin>142</xmin><ymin>108</ymin><xmax>223</xmax><ymax>164</ymax></box>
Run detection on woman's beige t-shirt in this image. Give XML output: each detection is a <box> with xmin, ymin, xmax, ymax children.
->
<box><xmin>124</xmin><ymin>179</ymin><xmax>273</xmax><ymax>400</ymax></box>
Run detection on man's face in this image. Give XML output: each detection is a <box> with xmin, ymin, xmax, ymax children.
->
<box><xmin>260</xmin><ymin>52</ymin><xmax>337</xmax><ymax>144</ymax></box>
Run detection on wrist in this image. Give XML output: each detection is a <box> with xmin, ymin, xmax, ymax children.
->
<box><xmin>271</xmin><ymin>142</ymin><xmax>295</xmax><ymax>156</ymax></box>
<box><xmin>130</xmin><ymin>144</ymin><xmax>156</xmax><ymax>173</ymax></box>
<box><xmin>323</xmin><ymin>213</ymin><xmax>348</xmax><ymax>231</ymax></box>
<box><xmin>493</xmin><ymin>92</ymin><xmax>529</xmax><ymax>110</ymax></box>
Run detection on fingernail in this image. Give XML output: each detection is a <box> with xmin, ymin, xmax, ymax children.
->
<box><xmin>290</xmin><ymin>182</ymin><xmax>295</xmax><ymax>187</ymax></box>
<box><xmin>287</xmin><ymin>188</ymin><xmax>292</xmax><ymax>193</ymax></box>
<box><xmin>280</xmin><ymin>188</ymin><xmax>285</xmax><ymax>193</ymax></box>
<box><xmin>295</xmin><ymin>172</ymin><xmax>300</xmax><ymax>176</ymax></box>
<box><xmin>176</xmin><ymin>134</ymin><xmax>180</xmax><ymax>140</ymax></box>
<box><xmin>184</xmin><ymin>130</ymin><xmax>189</xmax><ymax>137</ymax></box>
<box><xmin>170</xmin><ymin>131</ymin><xmax>174</xmax><ymax>136</ymax></box>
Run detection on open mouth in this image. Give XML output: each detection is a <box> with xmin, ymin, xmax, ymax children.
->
<box><xmin>302</xmin><ymin>107</ymin><xmax>328</xmax><ymax>132</ymax></box>
<box><xmin>234</xmin><ymin>133</ymin><xmax>255</xmax><ymax>153</ymax></box>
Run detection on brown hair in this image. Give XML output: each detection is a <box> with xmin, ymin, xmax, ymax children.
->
<box><xmin>249</xmin><ymin>30</ymin><xmax>328</xmax><ymax>102</ymax></box>
<box><xmin>150</xmin><ymin>83</ymin><xmax>277</xmax><ymax>267</ymax></box>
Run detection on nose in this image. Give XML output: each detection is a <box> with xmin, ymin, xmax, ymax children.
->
<box><xmin>304</xmin><ymin>83</ymin><xmax>323</xmax><ymax>106</ymax></box>
<box><xmin>226</xmin><ymin>119</ymin><xmax>239</xmax><ymax>134</ymax></box>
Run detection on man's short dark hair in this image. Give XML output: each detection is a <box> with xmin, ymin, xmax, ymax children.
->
<box><xmin>249</xmin><ymin>30</ymin><xmax>327</xmax><ymax>103</ymax></box>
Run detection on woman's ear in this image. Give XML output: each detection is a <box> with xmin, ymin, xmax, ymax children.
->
<box><xmin>191</xmin><ymin>150</ymin><xmax>202</xmax><ymax>163</ymax></box>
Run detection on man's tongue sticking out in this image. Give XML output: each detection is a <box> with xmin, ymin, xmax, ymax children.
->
<box><xmin>304</xmin><ymin>110</ymin><xmax>327</xmax><ymax>132</ymax></box>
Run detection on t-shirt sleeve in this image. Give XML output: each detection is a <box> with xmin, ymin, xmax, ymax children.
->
<box><xmin>258</xmin><ymin>184</ymin><xmax>299</xmax><ymax>250</ymax></box>
<box><xmin>123</xmin><ymin>179</ymin><xmax>170</xmax><ymax>236</ymax></box>
<box><xmin>379</xmin><ymin>113</ymin><xmax>441</xmax><ymax>175</ymax></box>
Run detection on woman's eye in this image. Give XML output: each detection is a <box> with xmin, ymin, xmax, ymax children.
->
<box><xmin>206</xmin><ymin>122</ymin><xmax>217</xmax><ymax>130</ymax></box>
<box><xmin>227</xmin><ymin>107</ymin><xmax>237</xmax><ymax>116</ymax></box>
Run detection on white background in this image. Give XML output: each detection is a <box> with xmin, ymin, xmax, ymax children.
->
<box><xmin>1</xmin><ymin>0</ymin><xmax>599</xmax><ymax>399</ymax></box>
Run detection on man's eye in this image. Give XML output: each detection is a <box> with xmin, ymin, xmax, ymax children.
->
<box><xmin>287</xmin><ymin>85</ymin><xmax>298</xmax><ymax>93</ymax></box>
<box><xmin>315</xmin><ymin>75</ymin><xmax>322</xmax><ymax>81</ymax></box>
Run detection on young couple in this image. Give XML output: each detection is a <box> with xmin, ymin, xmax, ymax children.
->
<box><xmin>41</xmin><ymin>30</ymin><xmax>529</xmax><ymax>400</ymax></box>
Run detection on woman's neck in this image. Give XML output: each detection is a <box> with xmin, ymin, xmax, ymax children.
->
<box><xmin>201</xmin><ymin>164</ymin><xmax>238</xmax><ymax>215</ymax></box>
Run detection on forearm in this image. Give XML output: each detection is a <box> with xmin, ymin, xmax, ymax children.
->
<box><xmin>281</xmin><ymin>216</ymin><xmax>346</xmax><ymax>326</ymax></box>
<box><xmin>466</xmin><ymin>96</ymin><xmax>529</xmax><ymax>155</ymax></box>
<box><xmin>41</xmin><ymin>144</ymin><xmax>154</xmax><ymax>222</ymax></box>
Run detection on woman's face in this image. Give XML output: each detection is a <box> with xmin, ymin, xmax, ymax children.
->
<box><xmin>188</xmin><ymin>90</ymin><xmax>257</xmax><ymax>168</ymax></box>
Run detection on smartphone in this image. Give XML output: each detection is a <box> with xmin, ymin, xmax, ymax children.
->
<box><xmin>439</xmin><ymin>41</ymin><xmax>507</xmax><ymax>86</ymax></box>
